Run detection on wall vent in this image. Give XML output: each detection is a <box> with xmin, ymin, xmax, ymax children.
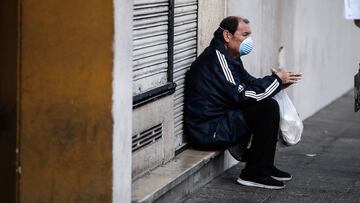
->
<box><xmin>132</xmin><ymin>123</ymin><xmax>162</xmax><ymax>152</ymax></box>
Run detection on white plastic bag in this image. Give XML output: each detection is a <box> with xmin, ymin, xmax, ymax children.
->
<box><xmin>273</xmin><ymin>90</ymin><xmax>303</xmax><ymax>145</ymax></box>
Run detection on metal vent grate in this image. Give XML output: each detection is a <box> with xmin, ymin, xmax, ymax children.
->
<box><xmin>132</xmin><ymin>123</ymin><xmax>163</xmax><ymax>152</ymax></box>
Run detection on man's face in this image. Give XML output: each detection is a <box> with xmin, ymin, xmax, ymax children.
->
<box><xmin>224</xmin><ymin>21</ymin><xmax>252</xmax><ymax>58</ymax></box>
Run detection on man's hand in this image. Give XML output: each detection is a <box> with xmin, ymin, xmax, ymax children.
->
<box><xmin>271</xmin><ymin>68</ymin><xmax>302</xmax><ymax>88</ymax></box>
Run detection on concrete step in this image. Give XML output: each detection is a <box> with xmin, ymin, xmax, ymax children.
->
<box><xmin>131</xmin><ymin>149</ymin><xmax>226</xmax><ymax>203</ymax></box>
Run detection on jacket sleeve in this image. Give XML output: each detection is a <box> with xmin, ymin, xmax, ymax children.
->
<box><xmin>239</xmin><ymin>66</ymin><xmax>283</xmax><ymax>101</ymax></box>
<box><xmin>212</xmin><ymin>52</ymin><xmax>282</xmax><ymax>104</ymax></box>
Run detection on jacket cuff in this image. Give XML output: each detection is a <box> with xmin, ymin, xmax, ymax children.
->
<box><xmin>271</xmin><ymin>72</ymin><xmax>282</xmax><ymax>84</ymax></box>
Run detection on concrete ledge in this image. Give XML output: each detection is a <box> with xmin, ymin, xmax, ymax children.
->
<box><xmin>132</xmin><ymin>149</ymin><xmax>225</xmax><ymax>203</ymax></box>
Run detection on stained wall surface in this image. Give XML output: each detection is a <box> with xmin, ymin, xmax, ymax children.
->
<box><xmin>0</xmin><ymin>0</ymin><xmax>19</xmax><ymax>202</ymax></box>
<box><xmin>19</xmin><ymin>0</ymin><xmax>114</xmax><ymax>202</ymax></box>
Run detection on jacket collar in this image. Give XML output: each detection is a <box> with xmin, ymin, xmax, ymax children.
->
<box><xmin>210</xmin><ymin>37</ymin><xmax>242</xmax><ymax>66</ymax></box>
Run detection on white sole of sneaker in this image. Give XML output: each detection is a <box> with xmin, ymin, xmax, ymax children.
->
<box><xmin>236</xmin><ymin>178</ymin><xmax>285</xmax><ymax>190</ymax></box>
<box><xmin>271</xmin><ymin>176</ymin><xmax>292</xmax><ymax>181</ymax></box>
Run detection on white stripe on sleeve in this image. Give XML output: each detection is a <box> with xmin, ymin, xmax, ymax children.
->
<box><xmin>216</xmin><ymin>50</ymin><xmax>235</xmax><ymax>84</ymax></box>
<box><xmin>219</xmin><ymin>53</ymin><xmax>235</xmax><ymax>84</ymax></box>
<box><xmin>244</xmin><ymin>79</ymin><xmax>279</xmax><ymax>101</ymax></box>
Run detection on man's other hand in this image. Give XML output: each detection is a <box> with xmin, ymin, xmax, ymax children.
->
<box><xmin>355</xmin><ymin>20</ymin><xmax>360</xmax><ymax>28</ymax></box>
<box><xmin>272</xmin><ymin>68</ymin><xmax>302</xmax><ymax>88</ymax></box>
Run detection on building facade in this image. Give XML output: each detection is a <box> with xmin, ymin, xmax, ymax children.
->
<box><xmin>1</xmin><ymin>0</ymin><xmax>359</xmax><ymax>202</ymax></box>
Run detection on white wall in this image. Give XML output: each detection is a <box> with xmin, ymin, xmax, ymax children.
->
<box><xmin>112</xmin><ymin>0</ymin><xmax>133</xmax><ymax>202</ymax></box>
<box><xmin>228</xmin><ymin>0</ymin><xmax>360</xmax><ymax>119</ymax></box>
<box><xmin>197</xmin><ymin>0</ymin><xmax>227</xmax><ymax>55</ymax></box>
<box><xmin>287</xmin><ymin>0</ymin><xmax>360</xmax><ymax>119</ymax></box>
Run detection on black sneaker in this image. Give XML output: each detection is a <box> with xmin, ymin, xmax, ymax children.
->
<box><xmin>271</xmin><ymin>167</ymin><xmax>292</xmax><ymax>181</ymax></box>
<box><xmin>237</xmin><ymin>174</ymin><xmax>285</xmax><ymax>189</ymax></box>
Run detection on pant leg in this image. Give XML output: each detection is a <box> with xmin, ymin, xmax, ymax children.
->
<box><xmin>241</xmin><ymin>98</ymin><xmax>280</xmax><ymax>177</ymax></box>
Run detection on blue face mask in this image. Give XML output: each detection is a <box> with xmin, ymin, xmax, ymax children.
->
<box><xmin>239</xmin><ymin>37</ymin><xmax>254</xmax><ymax>56</ymax></box>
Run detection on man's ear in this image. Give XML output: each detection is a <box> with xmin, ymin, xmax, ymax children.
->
<box><xmin>222</xmin><ymin>31</ymin><xmax>230</xmax><ymax>43</ymax></box>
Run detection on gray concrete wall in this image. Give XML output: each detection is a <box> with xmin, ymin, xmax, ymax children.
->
<box><xmin>197</xmin><ymin>0</ymin><xmax>227</xmax><ymax>55</ymax></box>
<box><xmin>132</xmin><ymin>95</ymin><xmax>174</xmax><ymax>179</ymax></box>
<box><xmin>285</xmin><ymin>0</ymin><xmax>360</xmax><ymax>119</ymax></box>
<box><xmin>228</xmin><ymin>0</ymin><xmax>360</xmax><ymax>119</ymax></box>
<box><xmin>113</xmin><ymin>0</ymin><xmax>133</xmax><ymax>202</ymax></box>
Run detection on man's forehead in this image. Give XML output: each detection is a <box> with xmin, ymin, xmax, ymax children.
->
<box><xmin>237</xmin><ymin>21</ymin><xmax>251</xmax><ymax>34</ymax></box>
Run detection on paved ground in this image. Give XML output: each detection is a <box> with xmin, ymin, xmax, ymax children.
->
<box><xmin>183</xmin><ymin>91</ymin><xmax>360</xmax><ymax>203</ymax></box>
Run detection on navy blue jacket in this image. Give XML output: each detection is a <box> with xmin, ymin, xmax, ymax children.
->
<box><xmin>184</xmin><ymin>37</ymin><xmax>282</xmax><ymax>149</ymax></box>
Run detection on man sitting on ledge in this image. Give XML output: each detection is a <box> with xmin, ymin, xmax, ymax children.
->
<box><xmin>184</xmin><ymin>16</ymin><xmax>302</xmax><ymax>189</ymax></box>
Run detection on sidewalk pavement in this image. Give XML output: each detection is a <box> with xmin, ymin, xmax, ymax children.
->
<box><xmin>183</xmin><ymin>90</ymin><xmax>360</xmax><ymax>203</ymax></box>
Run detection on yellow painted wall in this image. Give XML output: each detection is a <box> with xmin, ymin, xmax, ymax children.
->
<box><xmin>18</xmin><ymin>0</ymin><xmax>114</xmax><ymax>202</ymax></box>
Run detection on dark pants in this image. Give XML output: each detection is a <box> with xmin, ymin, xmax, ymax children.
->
<box><xmin>241</xmin><ymin>98</ymin><xmax>280</xmax><ymax>177</ymax></box>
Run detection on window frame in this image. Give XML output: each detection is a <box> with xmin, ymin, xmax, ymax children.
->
<box><xmin>133</xmin><ymin>0</ymin><xmax>176</xmax><ymax>109</ymax></box>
